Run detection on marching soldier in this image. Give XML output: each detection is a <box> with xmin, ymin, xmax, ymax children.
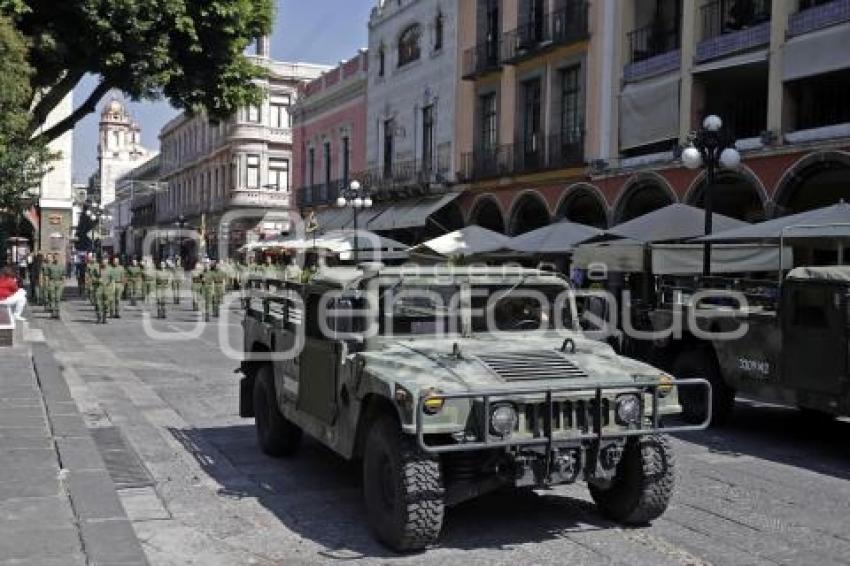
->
<box><xmin>141</xmin><ymin>257</ymin><xmax>154</xmax><ymax>303</ymax></box>
<box><xmin>154</xmin><ymin>262</ymin><xmax>171</xmax><ymax>319</ymax></box>
<box><xmin>106</xmin><ymin>257</ymin><xmax>126</xmax><ymax>319</ymax></box>
<box><xmin>45</xmin><ymin>254</ymin><xmax>64</xmax><ymax>319</ymax></box>
<box><xmin>169</xmin><ymin>258</ymin><xmax>183</xmax><ymax>305</ymax></box>
<box><xmin>190</xmin><ymin>261</ymin><xmax>204</xmax><ymax>312</ymax></box>
<box><xmin>125</xmin><ymin>258</ymin><xmax>142</xmax><ymax>307</ymax></box>
<box><xmin>91</xmin><ymin>257</ymin><xmax>109</xmax><ymax>324</ymax></box>
<box><xmin>201</xmin><ymin>261</ymin><xmax>224</xmax><ymax>322</ymax></box>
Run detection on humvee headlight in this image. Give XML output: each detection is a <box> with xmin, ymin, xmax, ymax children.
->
<box><xmin>658</xmin><ymin>374</ymin><xmax>674</xmax><ymax>397</ymax></box>
<box><xmin>422</xmin><ymin>396</ymin><xmax>445</xmax><ymax>415</ymax></box>
<box><xmin>616</xmin><ymin>395</ymin><xmax>641</xmax><ymax>425</ymax></box>
<box><xmin>490</xmin><ymin>404</ymin><xmax>518</xmax><ymax>437</ymax></box>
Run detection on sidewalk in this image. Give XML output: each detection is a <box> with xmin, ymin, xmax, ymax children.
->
<box><xmin>0</xmin><ymin>322</ymin><xmax>148</xmax><ymax>565</ymax></box>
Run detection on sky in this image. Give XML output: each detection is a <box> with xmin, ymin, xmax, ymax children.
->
<box><xmin>71</xmin><ymin>0</ymin><xmax>375</xmax><ymax>184</ymax></box>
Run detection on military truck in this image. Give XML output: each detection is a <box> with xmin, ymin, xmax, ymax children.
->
<box><xmin>648</xmin><ymin>266</ymin><xmax>850</xmax><ymax>425</ymax></box>
<box><xmin>238</xmin><ymin>264</ymin><xmax>709</xmax><ymax>551</ymax></box>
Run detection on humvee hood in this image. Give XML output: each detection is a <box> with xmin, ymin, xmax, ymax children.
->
<box><xmin>360</xmin><ymin>333</ymin><xmax>664</xmax><ymax>395</ymax></box>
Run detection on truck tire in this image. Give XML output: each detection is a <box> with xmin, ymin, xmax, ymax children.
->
<box><xmin>589</xmin><ymin>435</ymin><xmax>675</xmax><ymax>525</ymax></box>
<box><xmin>363</xmin><ymin>416</ymin><xmax>444</xmax><ymax>552</ymax></box>
<box><xmin>673</xmin><ymin>348</ymin><xmax>734</xmax><ymax>426</ymax></box>
<box><xmin>253</xmin><ymin>365</ymin><xmax>301</xmax><ymax>457</ymax></box>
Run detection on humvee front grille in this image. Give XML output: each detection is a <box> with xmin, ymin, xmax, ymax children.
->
<box><xmin>478</xmin><ymin>351</ymin><xmax>588</xmax><ymax>381</ymax></box>
<box><xmin>521</xmin><ymin>399</ymin><xmax>610</xmax><ymax>436</ymax></box>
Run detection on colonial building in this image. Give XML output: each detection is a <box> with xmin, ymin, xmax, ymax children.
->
<box><xmin>292</xmin><ymin>49</ymin><xmax>370</xmax><ymax>215</ymax></box>
<box><xmin>453</xmin><ymin>0</ymin><xmax>850</xmax><ymax>235</ymax></box>
<box><xmin>93</xmin><ymin>99</ymin><xmax>151</xmax><ymax>206</ymax></box>
<box><xmin>106</xmin><ymin>155</ymin><xmax>162</xmax><ymax>258</ymax></box>
<box><xmin>156</xmin><ymin>39</ymin><xmax>327</xmax><ymax>258</ymax></box>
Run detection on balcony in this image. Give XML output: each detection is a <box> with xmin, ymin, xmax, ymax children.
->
<box><xmin>228</xmin><ymin>188</ymin><xmax>290</xmax><ymax>209</ymax></box>
<box><xmin>502</xmin><ymin>1</ymin><xmax>589</xmax><ymax>65</ymax></box>
<box><xmin>788</xmin><ymin>0</ymin><xmax>850</xmax><ymax>37</ymax></box>
<box><xmin>461</xmin><ymin>132</ymin><xmax>584</xmax><ymax>181</ymax></box>
<box><xmin>297</xmin><ymin>182</ymin><xmax>341</xmax><ymax>209</ymax></box>
<box><xmin>624</xmin><ymin>23</ymin><xmax>681</xmax><ymax>82</ymax></box>
<box><xmin>696</xmin><ymin>0</ymin><xmax>771</xmax><ymax>63</ymax></box>
<box><xmin>462</xmin><ymin>39</ymin><xmax>503</xmax><ymax>80</ymax></box>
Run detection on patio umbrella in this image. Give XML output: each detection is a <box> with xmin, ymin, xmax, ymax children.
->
<box><xmin>507</xmin><ymin>220</ymin><xmax>605</xmax><ymax>254</ymax></box>
<box><xmin>604</xmin><ymin>203</ymin><xmax>748</xmax><ymax>243</ymax></box>
<box><xmin>701</xmin><ymin>201</ymin><xmax>850</xmax><ymax>242</ymax></box>
<box><xmin>411</xmin><ymin>226</ymin><xmax>511</xmax><ymax>258</ymax></box>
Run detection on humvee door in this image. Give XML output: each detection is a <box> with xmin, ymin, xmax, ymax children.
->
<box><xmin>296</xmin><ymin>292</ymin><xmax>340</xmax><ymax>424</ymax></box>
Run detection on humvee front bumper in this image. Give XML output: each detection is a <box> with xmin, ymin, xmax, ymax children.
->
<box><xmin>414</xmin><ymin>378</ymin><xmax>711</xmax><ymax>454</ymax></box>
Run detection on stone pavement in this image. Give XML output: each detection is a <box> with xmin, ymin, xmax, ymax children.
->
<box><xmin>0</xmin><ymin>322</ymin><xmax>148</xmax><ymax>565</ymax></box>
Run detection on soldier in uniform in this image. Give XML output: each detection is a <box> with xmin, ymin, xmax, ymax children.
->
<box><xmin>91</xmin><ymin>257</ymin><xmax>109</xmax><ymax>324</ymax></box>
<box><xmin>107</xmin><ymin>257</ymin><xmax>126</xmax><ymax>319</ymax></box>
<box><xmin>201</xmin><ymin>261</ymin><xmax>224</xmax><ymax>322</ymax></box>
<box><xmin>125</xmin><ymin>258</ymin><xmax>142</xmax><ymax>307</ymax></box>
<box><xmin>44</xmin><ymin>254</ymin><xmax>64</xmax><ymax>319</ymax></box>
<box><xmin>141</xmin><ymin>257</ymin><xmax>154</xmax><ymax>303</ymax></box>
<box><xmin>169</xmin><ymin>258</ymin><xmax>183</xmax><ymax>305</ymax></box>
<box><xmin>154</xmin><ymin>262</ymin><xmax>171</xmax><ymax>319</ymax></box>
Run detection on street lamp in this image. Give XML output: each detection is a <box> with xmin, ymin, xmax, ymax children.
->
<box><xmin>336</xmin><ymin>180</ymin><xmax>373</xmax><ymax>263</ymax></box>
<box><xmin>681</xmin><ymin>115</ymin><xmax>741</xmax><ymax>276</ymax></box>
<box><xmin>86</xmin><ymin>203</ymin><xmax>112</xmax><ymax>256</ymax></box>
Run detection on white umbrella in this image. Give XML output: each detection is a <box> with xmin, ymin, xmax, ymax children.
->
<box><xmin>412</xmin><ymin>226</ymin><xmax>511</xmax><ymax>258</ymax></box>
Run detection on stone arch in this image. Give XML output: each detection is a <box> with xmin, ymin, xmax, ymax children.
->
<box><xmin>554</xmin><ymin>183</ymin><xmax>610</xmax><ymax>228</ymax></box>
<box><xmin>508</xmin><ymin>190</ymin><xmax>551</xmax><ymax>236</ymax></box>
<box><xmin>773</xmin><ymin>150</ymin><xmax>850</xmax><ymax>216</ymax></box>
<box><xmin>685</xmin><ymin>165</ymin><xmax>768</xmax><ymax>222</ymax></box>
<box><xmin>423</xmin><ymin>199</ymin><xmax>465</xmax><ymax>239</ymax></box>
<box><xmin>613</xmin><ymin>172</ymin><xmax>677</xmax><ymax>224</ymax></box>
<box><xmin>468</xmin><ymin>194</ymin><xmax>506</xmax><ymax>234</ymax></box>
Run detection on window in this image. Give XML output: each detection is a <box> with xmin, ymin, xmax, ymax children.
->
<box><xmin>480</xmin><ymin>93</ymin><xmax>497</xmax><ymax>152</ymax></box>
<box><xmin>271</xmin><ymin>96</ymin><xmax>291</xmax><ymax>129</ymax></box>
<box><xmin>434</xmin><ymin>12</ymin><xmax>444</xmax><ymax>50</ymax></box>
<box><xmin>269</xmin><ymin>159</ymin><xmax>289</xmax><ymax>192</ymax></box>
<box><xmin>422</xmin><ymin>105</ymin><xmax>435</xmax><ymax>172</ymax></box>
<box><xmin>323</xmin><ymin>141</ymin><xmax>332</xmax><ymax>187</ymax></box>
<box><xmin>383</xmin><ymin>119</ymin><xmax>395</xmax><ymax>178</ymax></box>
<box><xmin>522</xmin><ymin>79</ymin><xmax>542</xmax><ymax>156</ymax></box>
<box><xmin>485</xmin><ymin>0</ymin><xmax>500</xmax><ymax>64</ymax></box>
<box><xmin>246</xmin><ymin>155</ymin><xmax>260</xmax><ymax>189</ymax></box>
<box><xmin>559</xmin><ymin>66</ymin><xmax>581</xmax><ymax>142</ymax></box>
<box><xmin>247</xmin><ymin>105</ymin><xmax>261</xmax><ymax>123</ymax></box>
<box><xmin>398</xmin><ymin>24</ymin><xmax>422</xmax><ymax>67</ymax></box>
<box><xmin>342</xmin><ymin>136</ymin><xmax>350</xmax><ymax>183</ymax></box>
<box><xmin>308</xmin><ymin>147</ymin><xmax>316</xmax><ymax>186</ymax></box>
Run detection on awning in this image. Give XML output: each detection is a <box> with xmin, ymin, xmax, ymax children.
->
<box><xmin>651</xmin><ymin>244</ymin><xmax>793</xmax><ymax>275</ymax></box>
<box><xmin>702</xmin><ymin>202</ymin><xmax>850</xmax><ymax>242</ymax></box>
<box><xmin>693</xmin><ymin>48</ymin><xmax>768</xmax><ymax>74</ymax></box>
<box><xmin>619</xmin><ymin>73</ymin><xmax>680</xmax><ymax>150</ymax></box>
<box><xmin>315</xmin><ymin>207</ymin><xmax>354</xmax><ymax>231</ymax></box>
<box><xmin>366</xmin><ymin>193</ymin><xmax>461</xmax><ymax>231</ymax></box>
<box><xmin>784</xmin><ymin>21</ymin><xmax>850</xmax><ymax>82</ymax></box>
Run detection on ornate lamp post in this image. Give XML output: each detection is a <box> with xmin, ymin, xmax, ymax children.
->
<box><xmin>335</xmin><ymin>180</ymin><xmax>373</xmax><ymax>263</ymax></box>
<box><xmin>86</xmin><ymin>203</ymin><xmax>112</xmax><ymax>257</ymax></box>
<box><xmin>681</xmin><ymin>115</ymin><xmax>741</xmax><ymax>276</ymax></box>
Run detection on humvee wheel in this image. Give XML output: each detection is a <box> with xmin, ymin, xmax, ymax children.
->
<box><xmin>589</xmin><ymin>435</ymin><xmax>675</xmax><ymax>525</ymax></box>
<box><xmin>363</xmin><ymin>416</ymin><xmax>444</xmax><ymax>552</ymax></box>
<box><xmin>253</xmin><ymin>365</ymin><xmax>301</xmax><ymax>457</ymax></box>
<box><xmin>673</xmin><ymin>348</ymin><xmax>734</xmax><ymax>426</ymax></box>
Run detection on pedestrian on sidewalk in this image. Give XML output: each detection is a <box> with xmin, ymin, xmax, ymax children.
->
<box><xmin>0</xmin><ymin>266</ymin><xmax>28</xmax><ymax>321</ymax></box>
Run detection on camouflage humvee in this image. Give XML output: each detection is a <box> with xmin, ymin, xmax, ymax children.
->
<box><xmin>238</xmin><ymin>264</ymin><xmax>709</xmax><ymax>551</ymax></box>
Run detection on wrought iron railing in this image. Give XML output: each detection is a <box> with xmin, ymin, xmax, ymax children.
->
<box><xmin>462</xmin><ymin>39</ymin><xmax>503</xmax><ymax>79</ymax></box>
<box><xmin>462</xmin><ymin>132</ymin><xmax>585</xmax><ymax>181</ymax></box>
<box><xmin>701</xmin><ymin>0</ymin><xmax>771</xmax><ymax>40</ymax></box>
<box><xmin>628</xmin><ymin>22</ymin><xmax>681</xmax><ymax>64</ymax></box>
<box><xmin>502</xmin><ymin>1</ymin><xmax>589</xmax><ymax>63</ymax></box>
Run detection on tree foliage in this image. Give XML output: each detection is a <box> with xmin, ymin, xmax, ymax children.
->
<box><xmin>4</xmin><ymin>0</ymin><xmax>275</xmax><ymax>144</ymax></box>
<box><xmin>0</xmin><ymin>15</ymin><xmax>52</xmax><ymax>216</ymax></box>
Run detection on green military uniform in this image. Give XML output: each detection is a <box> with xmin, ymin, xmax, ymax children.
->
<box><xmin>201</xmin><ymin>267</ymin><xmax>225</xmax><ymax>321</ymax></box>
<box><xmin>90</xmin><ymin>262</ymin><xmax>109</xmax><ymax>324</ymax></box>
<box><xmin>44</xmin><ymin>261</ymin><xmax>64</xmax><ymax>319</ymax></box>
<box><xmin>126</xmin><ymin>263</ymin><xmax>143</xmax><ymax>306</ymax></box>
<box><xmin>190</xmin><ymin>266</ymin><xmax>204</xmax><ymax>311</ymax></box>
<box><xmin>106</xmin><ymin>262</ymin><xmax>126</xmax><ymax>318</ymax></box>
<box><xmin>154</xmin><ymin>268</ymin><xmax>171</xmax><ymax>319</ymax></box>
<box><xmin>142</xmin><ymin>261</ymin><xmax>154</xmax><ymax>303</ymax></box>
<box><xmin>169</xmin><ymin>263</ymin><xmax>182</xmax><ymax>304</ymax></box>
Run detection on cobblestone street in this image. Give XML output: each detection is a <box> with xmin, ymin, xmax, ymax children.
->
<box><xmin>16</xmin><ymin>292</ymin><xmax>849</xmax><ymax>566</ymax></box>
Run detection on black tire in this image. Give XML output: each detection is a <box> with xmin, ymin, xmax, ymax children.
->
<box><xmin>589</xmin><ymin>435</ymin><xmax>675</xmax><ymax>525</ymax></box>
<box><xmin>253</xmin><ymin>365</ymin><xmax>301</xmax><ymax>458</ymax></box>
<box><xmin>363</xmin><ymin>416</ymin><xmax>444</xmax><ymax>552</ymax></box>
<box><xmin>672</xmin><ymin>348</ymin><xmax>735</xmax><ymax>426</ymax></box>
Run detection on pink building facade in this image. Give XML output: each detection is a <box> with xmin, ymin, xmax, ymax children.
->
<box><xmin>292</xmin><ymin>49</ymin><xmax>369</xmax><ymax>211</ymax></box>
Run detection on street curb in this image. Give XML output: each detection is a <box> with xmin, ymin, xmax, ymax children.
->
<box><xmin>31</xmin><ymin>343</ymin><xmax>149</xmax><ymax>566</ymax></box>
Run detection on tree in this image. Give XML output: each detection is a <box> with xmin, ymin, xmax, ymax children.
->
<box><xmin>3</xmin><ymin>0</ymin><xmax>274</xmax><ymax>145</ymax></box>
<box><xmin>0</xmin><ymin>15</ymin><xmax>52</xmax><ymax>215</ymax></box>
